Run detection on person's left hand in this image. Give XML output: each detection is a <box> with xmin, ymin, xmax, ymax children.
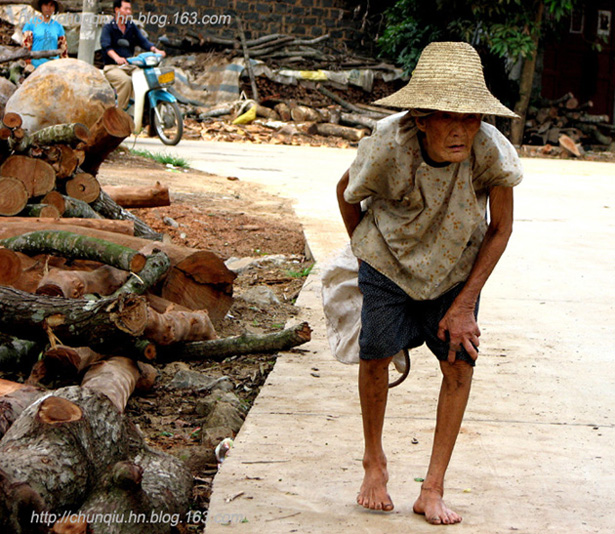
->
<box><xmin>437</xmin><ymin>302</ymin><xmax>481</xmax><ymax>363</ymax></box>
<box><xmin>152</xmin><ymin>47</ymin><xmax>166</xmax><ymax>57</ymax></box>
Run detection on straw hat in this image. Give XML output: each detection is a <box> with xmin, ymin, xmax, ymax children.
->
<box><xmin>32</xmin><ymin>0</ymin><xmax>63</xmax><ymax>13</ymax></box>
<box><xmin>374</xmin><ymin>41</ymin><xmax>518</xmax><ymax>119</ymax></box>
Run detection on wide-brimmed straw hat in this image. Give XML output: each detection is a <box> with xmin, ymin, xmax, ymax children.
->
<box><xmin>374</xmin><ymin>41</ymin><xmax>518</xmax><ymax>119</ymax></box>
<box><xmin>32</xmin><ymin>0</ymin><xmax>63</xmax><ymax>13</ymax></box>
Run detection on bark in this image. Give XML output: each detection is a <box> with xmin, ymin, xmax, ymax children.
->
<box><xmin>53</xmin><ymin>144</ymin><xmax>79</xmax><ymax>179</ymax></box>
<box><xmin>102</xmin><ymin>182</ymin><xmax>171</xmax><ymax>208</ymax></box>
<box><xmin>0</xmin><ymin>230</ymin><xmax>147</xmax><ymax>273</ymax></box>
<box><xmin>31</xmin><ymin>123</ymin><xmax>90</xmax><ymax>147</ymax></box>
<box><xmin>90</xmin><ymin>189</ymin><xmax>162</xmax><ymax>241</ymax></box>
<box><xmin>0</xmin><ymin>176</ymin><xmax>28</xmax><ymax>215</ymax></box>
<box><xmin>340</xmin><ymin>112</ymin><xmax>377</xmax><ymax>130</ymax></box>
<box><xmin>0</xmin><ymin>155</ymin><xmax>56</xmax><ymax>197</ymax></box>
<box><xmin>61</xmin><ymin>194</ymin><xmax>103</xmax><ymax>219</ymax></box>
<box><xmin>291</xmin><ymin>105</ymin><xmax>322</xmax><ymax>123</ymax></box>
<box><xmin>19</xmin><ymin>203</ymin><xmax>61</xmax><ymax>218</ymax></box>
<box><xmin>81</xmin><ymin>107</ymin><xmax>134</xmax><ymax>176</ymax></box>
<box><xmin>36</xmin><ymin>264</ymin><xmax>129</xmax><ymax>298</ymax></box>
<box><xmin>0</xmin><ymin>286</ymin><xmax>149</xmax><ymax>347</ymax></box>
<box><xmin>169</xmin><ymin>321</ymin><xmax>312</xmax><ymax>361</ymax></box>
<box><xmin>64</xmin><ymin>172</ymin><xmax>101</xmax><ymax>203</ymax></box>
<box><xmin>0</xmin><ymin>218</ymin><xmax>135</xmax><ymax>236</ymax></box>
<box><xmin>0</xmin><ymin>335</ymin><xmax>40</xmax><ymax>373</ymax></box>
<box><xmin>511</xmin><ymin>2</ymin><xmax>545</xmax><ymax>145</ymax></box>
<box><xmin>111</xmin><ymin>250</ymin><xmax>170</xmax><ymax>296</ymax></box>
<box><xmin>0</xmin><ymin>247</ymin><xmax>21</xmax><ymax>285</ymax></box>
<box><xmin>0</xmin><ymin>47</ymin><xmax>61</xmax><ymax>64</ymax></box>
<box><xmin>236</xmin><ymin>16</ymin><xmax>259</xmax><ymax>102</ymax></box>
<box><xmin>314</xmin><ymin>122</ymin><xmax>366</xmax><ymax>142</ymax></box>
<box><xmin>0</xmin><ymin>386</ymin><xmax>192</xmax><ymax>534</ymax></box>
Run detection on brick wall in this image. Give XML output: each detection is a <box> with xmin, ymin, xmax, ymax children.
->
<box><xmin>136</xmin><ymin>0</ymin><xmax>367</xmax><ymax>53</ymax></box>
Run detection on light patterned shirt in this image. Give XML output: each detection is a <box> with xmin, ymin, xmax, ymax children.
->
<box><xmin>344</xmin><ymin>112</ymin><xmax>523</xmax><ymax>300</ymax></box>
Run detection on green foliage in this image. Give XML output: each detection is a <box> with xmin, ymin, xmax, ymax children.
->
<box><xmin>129</xmin><ymin>148</ymin><xmax>189</xmax><ymax>168</ymax></box>
<box><xmin>377</xmin><ymin>0</ymin><xmax>576</xmax><ymax>73</ymax></box>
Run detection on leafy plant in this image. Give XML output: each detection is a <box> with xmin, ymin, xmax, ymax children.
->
<box><xmin>129</xmin><ymin>148</ymin><xmax>189</xmax><ymax>168</ymax></box>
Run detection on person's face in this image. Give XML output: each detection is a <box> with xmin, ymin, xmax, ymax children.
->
<box><xmin>41</xmin><ymin>2</ymin><xmax>56</xmax><ymax>18</ymax></box>
<box><xmin>415</xmin><ymin>111</ymin><xmax>482</xmax><ymax>163</ymax></box>
<box><xmin>115</xmin><ymin>1</ymin><xmax>132</xmax><ymax>23</ymax></box>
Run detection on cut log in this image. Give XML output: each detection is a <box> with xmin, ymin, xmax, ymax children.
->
<box><xmin>31</xmin><ymin>123</ymin><xmax>90</xmax><ymax>147</ymax></box>
<box><xmin>291</xmin><ymin>105</ymin><xmax>322</xmax><ymax>123</ymax></box>
<box><xmin>64</xmin><ymin>172</ymin><xmax>101</xmax><ymax>203</ymax></box>
<box><xmin>36</xmin><ymin>264</ymin><xmax>129</xmax><ymax>298</ymax></box>
<box><xmin>111</xmin><ymin>250</ymin><xmax>170</xmax><ymax>296</ymax></box>
<box><xmin>559</xmin><ymin>133</ymin><xmax>582</xmax><ymax>156</ymax></box>
<box><xmin>274</xmin><ymin>102</ymin><xmax>291</xmax><ymax>121</ymax></box>
<box><xmin>19</xmin><ymin>203</ymin><xmax>61</xmax><ymax>218</ymax></box>
<box><xmin>0</xmin><ymin>379</ymin><xmax>45</xmax><ymax>438</ymax></box>
<box><xmin>27</xmin><ymin>345</ymin><xmax>106</xmax><ymax>388</ymax></box>
<box><xmin>0</xmin><ymin>155</ymin><xmax>56</xmax><ymax>197</ymax></box>
<box><xmin>102</xmin><ymin>181</ymin><xmax>171</xmax><ymax>208</ymax></box>
<box><xmin>0</xmin><ymin>176</ymin><xmax>28</xmax><ymax>215</ymax></box>
<box><xmin>145</xmin><ymin>306</ymin><xmax>217</xmax><ymax>345</ymax></box>
<box><xmin>53</xmin><ymin>144</ymin><xmax>79</xmax><ymax>179</ymax></box>
<box><xmin>0</xmin><ymin>218</ymin><xmax>135</xmax><ymax>236</ymax></box>
<box><xmin>340</xmin><ymin>112</ymin><xmax>377</xmax><ymax>130</ymax></box>
<box><xmin>0</xmin><ymin>247</ymin><xmax>21</xmax><ymax>285</ymax></box>
<box><xmin>81</xmin><ymin>107</ymin><xmax>135</xmax><ymax>175</ymax></box>
<box><xmin>81</xmin><ymin>356</ymin><xmax>140</xmax><ymax>412</ymax></box>
<box><xmin>40</xmin><ymin>191</ymin><xmax>66</xmax><ymax>215</ymax></box>
<box><xmin>0</xmin><ymin>230</ymin><xmax>147</xmax><ymax>273</ymax></box>
<box><xmin>0</xmin><ymin>386</ymin><xmax>192</xmax><ymax>532</ymax></box>
<box><xmin>2</xmin><ymin>111</ymin><xmax>22</xmax><ymax>129</ymax></box>
<box><xmin>314</xmin><ymin>122</ymin><xmax>366</xmax><ymax>142</ymax></box>
<box><xmin>170</xmin><ymin>321</ymin><xmax>312</xmax><ymax>361</ymax></box>
<box><xmin>0</xmin><ymin>335</ymin><xmax>39</xmax><ymax>372</ymax></box>
<box><xmin>0</xmin><ymin>286</ymin><xmax>149</xmax><ymax>346</ymax></box>
<box><xmin>90</xmin><ymin>189</ymin><xmax>162</xmax><ymax>241</ymax></box>
<box><xmin>61</xmin><ymin>194</ymin><xmax>103</xmax><ymax>219</ymax></box>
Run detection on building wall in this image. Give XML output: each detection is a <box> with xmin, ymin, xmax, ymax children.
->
<box><xmin>137</xmin><ymin>0</ymin><xmax>367</xmax><ymax>52</ymax></box>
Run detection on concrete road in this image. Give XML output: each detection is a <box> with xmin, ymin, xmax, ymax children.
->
<box><xmin>127</xmin><ymin>137</ymin><xmax>615</xmax><ymax>533</ymax></box>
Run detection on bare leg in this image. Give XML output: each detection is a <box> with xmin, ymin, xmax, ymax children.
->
<box><xmin>357</xmin><ymin>356</ymin><xmax>394</xmax><ymax>511</ymax></box>
<box><xmin>413</xmin><ymin>360</ymin><xmax>473</xmax><ymax>525</ymax></box>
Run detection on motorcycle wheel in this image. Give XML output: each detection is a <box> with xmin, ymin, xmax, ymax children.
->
<box><xmin>152</xmin><ymin>101</ymin><xmax>183</xmax><ymax>146</ymax></box>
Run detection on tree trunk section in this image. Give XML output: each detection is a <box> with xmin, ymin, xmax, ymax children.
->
<box><xmin>0</xmin><ymin>230</ymin><xmax>147</xmax><ymax>273</ymax></box>
<box><xmin>0</xmin><ymin>247</ymin><xmax>21</xmax><ymax>285</ymax></box>
<box><xmin>36</xmin><ymin>264</ymin><xmax>130</xmax><ymax>298</ymax></box>
<box><xmin>19</xmin><ymin>203</ymin><xmax>61</xmax><ymax>218</ymax></box>
<box><xmin>510</xmin><ymin>2</ymin><xmax>544</xmax><ymax>145</ymax></box>
<box><xmin>40</xmin><ymin>191</ymin><xmax>66</xmax><ymax>215</ymax></box>
<box><xmin>0</xmin><ymin>379</ymin><xmax>45</xmax><ymax>439</ymax></box>
<box><xmin>169</xmin><ymin>321</ymin><xmax>312</xmax><ymax>361</ymax></box>
<box><xmin>81</xmin><ymin>356</ymin><xmax>140</xmax><ymax>412</ymax></box>
<box><xmin>314</xmin><ymin>122</ymin><xmax>366</xmax><ymax>142</ymax></box>
<box><xmin>0</xmin><ymin>176</ymin><xmax>28</xmax><ymax>215</ymax></box>
<box><xmin>31</xmin><ymin>123</ymin><xmax>90</xmax><ymax>147</ymax></box>
<box><xmin>0</xmin><ymin>155</ymin><xmax>56</xmax><ymax>197</ymax></box>
<box><xmin>144</xmin><ymin>307</ymin><xmax>217</xmax><ymax>345</ymax></box>
<box><xmin>111</xmin><ymin>250</ymin><xmax>170</xmax><ymax>296</ymax></box>
<box><xmin>81</xmin><ymin>107</ymin><xmax>135</xmax><ymax>175</ymax></box>
<box><xmin>0</xmin><ymin>336</ymin><xmax>40</xmax><ymax>373</ymax></box>
<box><xmin>64</xmin><ymin>172</ymin><xmax>101</xmax><ymax>203</ymax></box>
<box><xmin>102</xmin><ymin>182</ymin><xmax>171</xmax><ymax>208</ymax></box>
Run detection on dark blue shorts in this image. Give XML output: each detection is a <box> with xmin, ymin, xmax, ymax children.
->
<box><xmin>358</xmin><ymin>262</ymin><xmax>479</xmax><ymax>366</ymax></box>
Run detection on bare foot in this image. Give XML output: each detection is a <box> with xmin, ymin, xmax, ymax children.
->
<box><xmin>357</xmin><ymin>458</ymin><xmax>394</xmax><ymax>512</ymax></box>
<box><xmin>413</xmin><ymin>486</ymin><xmax>462</xmax><ymax>525</ymax></box>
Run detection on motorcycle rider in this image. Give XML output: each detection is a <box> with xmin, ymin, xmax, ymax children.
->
<box><xmin>101</xmin><ymin>0</ymin><xmax>165</xmax><ymax>110</ymax></box>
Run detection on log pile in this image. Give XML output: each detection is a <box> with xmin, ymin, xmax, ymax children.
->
<box><xmin>0</xmin><ymin>104</ymin><xmax>313</xmax><ymax>531</ymax></box>
<box><xmin>523</xmin><ymin>92</ymin><xmax>615</xmax><ymax>156</ymax></box>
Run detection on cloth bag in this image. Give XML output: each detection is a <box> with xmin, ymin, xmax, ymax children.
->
<box><xmin>321</xmin><ymin>243</ymin><xmax>406</xmax><ymax>371</ymax></box>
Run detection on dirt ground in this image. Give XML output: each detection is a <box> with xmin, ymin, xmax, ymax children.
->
<box><xmin>56</xmin><ymin>150</ymin><xmax>312</xmax><ymax>532</ymax></box>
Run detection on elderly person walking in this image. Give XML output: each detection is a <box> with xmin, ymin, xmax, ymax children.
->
<box><xmin>336</xmin><ymin>41</ymin><xmax>523</xmax><ymax>525</ymax></box>
<box><xmin>22</xmin><ymin>0</ymin><xmax>68</xmax><ymax>69</ymax></box>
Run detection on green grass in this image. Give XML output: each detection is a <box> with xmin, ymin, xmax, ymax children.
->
<box><xmin>286</xmin><ymin>264</ymin><xmax>314</xmax><ymax>278</ymax></box>
<box><xmin>129</xmin><ymin>148</ymin><xmax>189</xmax><ymax>168</ymax></box>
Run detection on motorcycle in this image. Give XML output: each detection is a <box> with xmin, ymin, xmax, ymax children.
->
<box><xmin>120</xmin><ymin>47</ymin><xmax>183</xmax><ymax>146</ymax></box>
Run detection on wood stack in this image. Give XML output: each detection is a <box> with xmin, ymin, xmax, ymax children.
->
<box><xmin>0</xmin><ymin>104</ymin><xmax>313</xmax><ymax>531</ymax></box>
<box><xmin>523</xmin><ymin>92</ymin><xmax>615</xmax><ymax>154</ymax></box>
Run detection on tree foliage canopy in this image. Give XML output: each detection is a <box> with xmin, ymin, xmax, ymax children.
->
<box><xmin>378</xmin><ymin>0</ymin><xmax>575</xmax><ymax>73</ymax></box>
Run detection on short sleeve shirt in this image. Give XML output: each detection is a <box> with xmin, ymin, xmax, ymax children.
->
<box><xmin>23</xmin><ymin>17</ymin><xmax>65</xmax><ymax>68</ymax></box>
<box><xmin>344</xmin><ymin>112</ymin><xmax>523</xmax><ymax>300</ymax></box>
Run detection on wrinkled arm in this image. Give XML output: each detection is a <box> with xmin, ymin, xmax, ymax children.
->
<box><xmin>336</xmin><ymin>169</ymin><xmax>363</xmax><ymax>239</ymax></box>
<box><xmin>438</xmin><ymin>185</ymin><xmax>514</xmax><ymax>362</ymax></box>
<box><xmin>58</xmin><ymin>35</ymin><xmax>68</xmax><ymax>59</ymax></box>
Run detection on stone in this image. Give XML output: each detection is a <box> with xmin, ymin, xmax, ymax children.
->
<box><xmin>201</xmin><ymin>426</ymin><xmax>235</xmax><ymax>449</ymax></box>
<box><xmin>172</xmin><ymin>446</ymin><xmax>217</xmax><ymax>474</ymax></box>
<box><xmin>5</xmin><ymin>58</ymin><xmax>115</xmax><ymax>133</ymax></box>
<box><xmin>167</xmin><ymin>369</ymin><xmax>233</xmax><ymax>392</ymax></box>
<box><xmin>204</xmin><ymin>401</ymin><xmax>244</xmax><ymax>435</ymax></box>
<box><xmin>0</xmin><ymin>77</ymin><xmax>16</xmax><ymax>116</ymax></box>
<box><xmin>196</xmin><ymin>391</ymin><xmax>246</xmax><ymax>418</ymax></box>
<box><xmin>241</xmin><ymin>285</ymin><xmax>280</xmax><ymax>306</ymax></box>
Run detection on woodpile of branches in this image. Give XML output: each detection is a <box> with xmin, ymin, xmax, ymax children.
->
<box><xmin>523</xmin><ymin>92</ymin><xmax>615</xmax><ymax>156</ymax></box>
<box><xmin>0</xmin><ymin>105</ymin><xmax>312</xmax><ymax>532</ymax></box>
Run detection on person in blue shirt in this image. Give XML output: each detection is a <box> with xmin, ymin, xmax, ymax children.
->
<box><xmin>22</xmin><ymin>0</ymin><xmax>68</xmax><ymax>69</ymax></box>
<box><xmin>100</xmin><ymin>0</ymin><xmax>165</xmax><ymax>110</ymax></box>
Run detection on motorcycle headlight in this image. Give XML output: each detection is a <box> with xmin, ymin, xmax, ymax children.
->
<box><xmin>145</xmin><ymin>55</ymin><xmax>160</xmax><ymax>67</ymax></box>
